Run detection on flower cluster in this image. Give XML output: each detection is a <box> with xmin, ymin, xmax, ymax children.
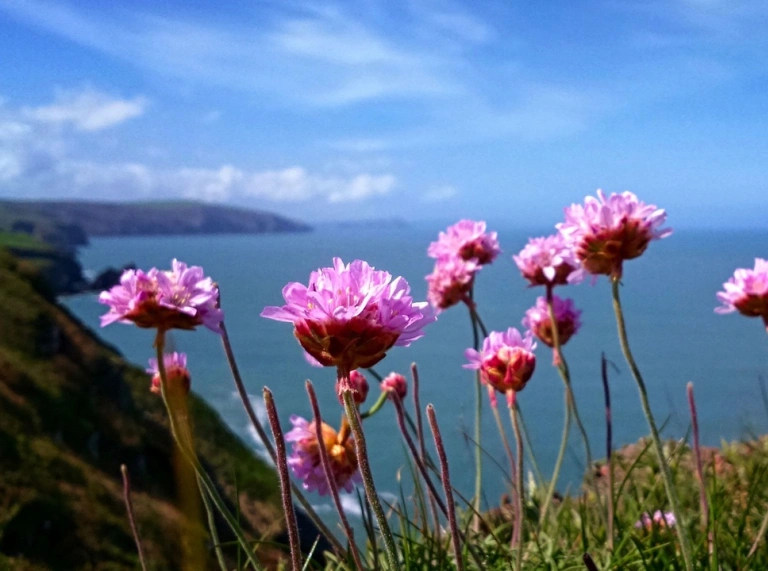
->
<box><xmin>285</xmin><ymin>415</ymin><xmax>360</xmax><ymax>496</ymax></box>
<box><xmin>716</xmin><ymin>258</ymin><xmax>768</xmax><ymax>327</ymax></box>
<box><xmin>635</xmin><ymin>510</ymin><xmax>676</xmax><ymax>530</ymax></box>
<box><xmin>99</xmin><ymin>259</ymin><xmax>223</xmax><ymax>332</ymax></box>
<box><xmin>523</xmin><ymin>295</ymin><xmax>582</xmax><ymax>348</ymax></box>
<box><xmin>465</xmin><ymin>328</ymin><xmax>537</xmax><ymax>397</ymax></box>
<box><xmin>426</xmin><ymin>220</ymin><xmax>499</xmax><ymax>311</ymax></box>
<box><xmin>514</xmin><ymin>234</ymin><xmax>582</xmax><ymax>288</ymax></box>
<box><xmin>147</xmin><ymin>352</ymin><xmax>191</xmax><ymax>395</ymax></box>
<box><xmin>557</xmin><ymin>189</ymin><xmax>671</xmax><ymax>279</ymax></box>
<box><xmin>261</xmin><ymin>258</ymin><xmax>434</xmax><ymax>372</ymax></box>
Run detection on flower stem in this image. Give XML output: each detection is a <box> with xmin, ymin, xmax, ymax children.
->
<box><xmin>155</xmin><ymin>331</ymin><xmax>263</xmax><ymax>570</ymax></box>
<box><xmin>120</xmin><ymin>464</ymin><xmax>148</xmax><ymax>571</ymax></box>
<box><xmin>508</xmin><ymin>394</ymin><xmax>525</xmax><ymax>571</ymax></box>
<box><xmin>197</xmin><ymin>474</ymin><xmax>228</xmax><ymax>571</ymax></box>
<box><xmin>411</xmin><ymin>363</ymin><xmax>441</xmax><ymax>535</ymax></box>
<box><xmin>688</xmin><ymin>381</ymin><xmax>712</xmax><ymax>557</ymax></box>
<box><xmin>610</xmin><ymin>277</ymin><xmax>693</xmax><ymax>571</ymax></box>
<box><xmin>340</xmin><ymin>376</ymin><xmax>400</xmax><ymax>570</ymax></box>
<box><xmin>539</xmin><ymin>389</ymin><xmax>570</xmax><ymax>525</ymax></box>
<box><xmin>392</xmin><ymin>394</ymin><xmax>448</xmax><ymax>517</ymax></box>
<box><xmin>263</xmin><ymin>387</ymin><xmax>303</xmax><ymax>571</ymax></box>
<box><xmin>305</xmin><ymin>381</ymin><xmax>365</xmax><ymax>571</ymax></box>
<box><xmin>600</xmin><ymin>353</ymin><xmax>614</xmax><ymax>552</ymax></box>
<box><xmin>466</xmin><ymin>290</ymin><xmax>484</xmax><ymax>529</ymax></box>
<box><xmin>218</xmin><ymin>321</ymin><xmax>345</xmax><ymax>555</ymax></box>
<box><xmin>426</xmin><ymin>405</ymin><xmax>465</xmax><ymax>571</ymax></box>
<box><xmin>360</xmin><ymin>390</ymin><xmax>389</xmax><ymax>419</ymax></box>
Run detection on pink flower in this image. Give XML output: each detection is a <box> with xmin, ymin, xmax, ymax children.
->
<box><xmin>557</xmin><ymin>190</ymin><xmax>671</xmax><ymax>279</ymax></box>
<box><xmin>380</xmin><ymin>372</ymin><xmax>408</xmax><ymax>400</ymax></box>
<box><xmin>336</xmin><ymin>370</ymin><xmax>370</xmax><ymax>405</ymax></box>
<box><xmin>147</xmin><ymin>352</ymin><xmax>191</xmax><ymax>395</ymax></box>
<box><xmin>716</xmin><ymin>258</ymin><xmax>768</xmax><ymax>327</ymax></box>
<box><xmin>428</xmin><ymin>220</ymin><xmax>501</xmax><ymax>265</ymax></box>
<box><xmin>285</xmin><ymin>415</ymin><xmax>360</xmax><ymax>496</ymax></box>
<box><xmin>464</xmin><ymin>328</ymin><xmax>537</xmax><ymax>395</ymax></box>
<box><xmin>513</xmin><ymin>234</ymin><xmax>583</xmax><ymax>287</ymax></box>
<box><xmin>522</xmin><ymin>295</ymin><xmax>582</xmax><ymax>348</ymax></box>
<box><xmin>635</xmin><ymin>510</ymin><xmax>676</xmax><ymax>530</ymax></box>
<box><xmin>426</xmin><ymin>256</ymin><xmax>479</xmax><ymax>311</ymax></box>
<box><xmin>99</xmin><ymin>260</ymin><xmax>223</xmax><ymax>332</ymax></box>
<box><xmin>261</xmin><ymin>258</ymin><xmax>435</xmax><ymax>371</ymax></box>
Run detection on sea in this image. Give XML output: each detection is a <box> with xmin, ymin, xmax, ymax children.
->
<box><xmin>62</xmin><ymin>224</ymin><xmax>768</xmax><ymax>517</ymax></box>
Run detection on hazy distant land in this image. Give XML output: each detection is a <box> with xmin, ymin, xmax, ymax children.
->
<box><xmin>0</xmin><ymin>199</ymin><xmax>312</xmax><ymax>293</ymax></box>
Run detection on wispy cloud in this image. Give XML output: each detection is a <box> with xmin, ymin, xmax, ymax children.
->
<box><xmin>0</xmin><ymin>90</ymin><xmax>397</xmax><ymax>204</ymax></box>
<box><xmin>22</xmin><ymin>88</ymin><xmax>147</xmax><ymax>131</ymax></box>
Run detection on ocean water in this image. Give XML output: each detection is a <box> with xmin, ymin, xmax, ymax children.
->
<box><xmin>62</xmin><ymin>225</ymin><xmax>768</xmax><ymax>516</ymax></box>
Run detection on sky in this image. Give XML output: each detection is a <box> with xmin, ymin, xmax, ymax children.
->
<box><xmin>1</xmin><ymin>0</ymin><xmax>767</xmax><ymax>227</ymax></box>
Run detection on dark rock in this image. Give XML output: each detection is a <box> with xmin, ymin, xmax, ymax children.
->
<box><xmin>89</xmin><ymin>263</ymin><xmax>136</xmax><ymax>291</ymax></box>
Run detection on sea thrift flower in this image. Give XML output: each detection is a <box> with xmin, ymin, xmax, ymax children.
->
<box><xmin>428</xmin><ymin>220</ymin><xmax>501</xmax><ymax>265</ymax></box>
<box><xmin>513</xmin><ymin>234</ymin><xmax>583</xmax><ymax>287</ymax></box>
<box><xmin>557</xmin><ymin>190</ymin><xmax>671</xmax><ymax>279</ymax></box>
<box><xmin>715</xmin><ymin>258</ymin><xmax>768</xmax><ymax>327</ymax></box>
<box><xmin>336</xmin><ymin>370</ymin><xmax>370</xmax><ymax>405</ymax></box>
<box><xmin>635</xmin><ymin>510</ymin><xmax>676</xmax><ymax>530</ymax></box>
<box><xmin>285</xmin><ymin>415</ymin><xmax>360</xmax><ymax>496</ymax></box>
<box><xmin>147</xmin><ymin>352</ymin><xmax>191</xmax><ymax>395</ymax></box>
<box><xmin>426</xmin><ymin>256</ymin><xmax>479</xmax><ymax>311</ymax></box>
<box><xmin>464</xmin><ymin>328</ymin><xmax>537</xmax><ymax>395</ymax></box>
<box><xmin>380</xmin><ymin>372</ymin><xmax>407</xmax><ymax>400</ymax></box>
<box><xmin>522</xmin><ymin>295</ymin><xmax>582</xmax><ymax>348</ymax></box>
<box><xmin>99</xmin><ymin>260</ymin><xmax>223</xmax><ymax>332</ymax></box>
<box><xmin>261</xmin><ymin>258</ymin><xmax>435</xmax><ymax>371</ymax></box>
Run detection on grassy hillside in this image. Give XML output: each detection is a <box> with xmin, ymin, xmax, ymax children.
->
<box><xmin>0</xmin><ymin>249</ymin><xmax>288</xmax><ymax>569</ymax></box>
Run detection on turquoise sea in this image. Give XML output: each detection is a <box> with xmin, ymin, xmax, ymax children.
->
<box><xmin>63</xmin><ymin>225</ymin><xmax>768</xmax><ymax>516</ymax></box>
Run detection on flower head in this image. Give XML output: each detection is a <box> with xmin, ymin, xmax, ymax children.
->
<box><xmin>336</xmin><ymin>370</ymin><xmax>370</xmax><ymax>405</ymax></box>
<box><xmin>285</xmin><ymin>415</ymin><xmax>360</xmax><ymax>496</ymax></box>
<box><xmin>380</xmin><ymin>372</ymin><xmax>408</xmax><ymax>400</ymax></box>
<box><xmin>715</xmin><ymin>258</ymin><xmax>768</xmax><ymax>327</ymax></box>
<box><xmin>261</xmin><ymin>258</ymin><xmax>435</xmax><ymax>371</ymax></box>
<box><xmin>513</xmin><ymin>234</ymin><xmax>583</xmax><ymax>287</ymax></box>
<box><xmin>522</xmin><ymin>295</ymin><xmax>582</xmax><ymax>348</ymax></box>
<box><xmin>464</xmin><ymin>328</ymin><xmax>537</xmax><ymax>395</ymax></box>
<box><xmin>635</xmin><ymin>510</ymin><xmax>676</xmax><ymax>530</ymax></box>
<box><xmin>426</xmin><ymin>256</ymin><xmax>479</xmax><ymax>311</ymax></box>
<box><xmin>428</xmin><ymin>220</ymin><xmax>501</xmax><ymax>265</ymax></box>
<box><xmin>99</xmin><ymin>260</ymin><xmax>222</xmax><ymax>332</ymax></box>
<box><xmin>557</xmin><ymin>190</ymin><xmax>671</xmax><ymax>279</ymax></box>
<box><xmin>147</xmin><ymin>352</ymin><xmax>191</xmax><ymax>395</ymax></box>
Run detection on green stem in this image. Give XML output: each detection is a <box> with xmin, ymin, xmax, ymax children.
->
<box><xmin>198</xmin><ymin>475</ymin><xmax>228</xmax><ymax>571</ymax></box>
<box><xmin>610</xmin><ymin>278</ymin><xmax>693</xmax><ymax>571</ymax></box>
<box><xmin>341</xmin><ymin>387</ymin><xmax>400</xmax><ymax>569</ymax></box>
<box><xmin>360</xmin><ymin>390</ymin><xmax>389</xmax><ymax>419</ymax></box>
<box><xmin>155</xmin><ymin>332</ymin><xmax>263</xmax><ymax>571</ymax></box>
<box><xmin>467</xmin><ymin>290</ymin><xmax>483</xmax><ymax>529</ymax></box>
<box><xmin>515</xmin><ymin>404</ymin><xmax>544</xmax><ymax>487</ymax></box>
<box><xmin>509</xmin><ymin>396</ymin><xmax>525</xmax><ymax>571</ymax></box>
<box><xmin>539</xmin><ymin>389</ymin><xmax>570</xmax><ymax>525</ymax></box>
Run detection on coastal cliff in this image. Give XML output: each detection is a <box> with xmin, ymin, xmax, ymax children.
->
<box><xmin>0</xmin><ymin>200</ymin><xmax>311</xmax><ymax>248</ymax></box>
<box><xmin>0</xmin><ymin>249</ymin><xmax>287</xmax><ymax>569</ymax></box>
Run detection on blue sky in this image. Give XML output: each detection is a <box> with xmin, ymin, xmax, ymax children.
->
<box><xmin>1</xmin><ymin>0</ymin><xmax>766</xmax><ymax>227</ymax></box>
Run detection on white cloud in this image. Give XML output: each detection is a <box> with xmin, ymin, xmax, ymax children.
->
<box><xmin>23</xmin><ymin>89</ymin><xmax>147</xmax><ymax>131</ymax></box>
<box><xmin>0</xmin><ymin>93</ymin><xmax>397</xmax><ymax>204</ymax></box>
